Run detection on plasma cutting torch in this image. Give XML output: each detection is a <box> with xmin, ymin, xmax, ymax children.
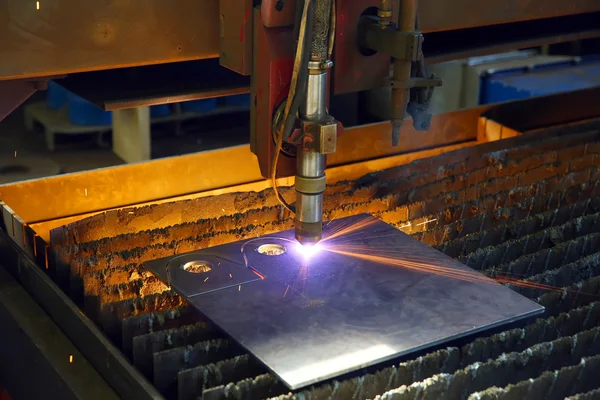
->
<box><xmin>270</xmin><ymin>0</ymin><xmax>442</xmax><ymax>246</ymax></box>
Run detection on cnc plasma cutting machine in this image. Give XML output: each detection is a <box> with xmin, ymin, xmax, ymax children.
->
<box><xmin>1</xmin><ymin>1</ymin><xmax>600</xmax><ymax>399</ymax></box>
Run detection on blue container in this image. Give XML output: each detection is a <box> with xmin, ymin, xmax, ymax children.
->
<box><xmin>181</xmin><ymin>98</ymin><xmax>217</xmax><ymax>113</ymax></box>
<box><xmin>67</xmin><ymin>92</ymin><xmax>112</xmax><ymax>126</ymax></box>
<box><xmin>150</xmin><ymin>104</ymin><xmax>171</xmax><ymax>118</ymax></box>
<box><xmin>46</xmin><ymin>81</ymin><xmax>68</xmax><ymax>110</ymax></box>
<box><xmin>223</xmin><ymin>93</ymin><xmax>251</xmax><ymax>107</ymax></box>
<box><xmin>480</xmin><ymin>61</ymin><xmax>600</xmax><ymax>105</ymax></box>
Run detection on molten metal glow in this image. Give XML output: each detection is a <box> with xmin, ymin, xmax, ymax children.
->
<box><xmin>297</xmin><ymin>243</ymin><xmax>321</xmax><ymax>258</ymax></box>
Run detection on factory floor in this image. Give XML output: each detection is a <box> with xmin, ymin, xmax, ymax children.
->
<box><xmin>0</xmin><ymin>96</ymin><xmax>249</xmax><ymax>185</ymax></box>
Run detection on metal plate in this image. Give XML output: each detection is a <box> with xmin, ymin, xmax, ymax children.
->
<box><xmin>143</xmin><ymin>214</ymin><xmax>544</xmax><ymax>390</ymax></box>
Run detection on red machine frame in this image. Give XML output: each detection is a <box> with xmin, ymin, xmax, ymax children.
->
<box><xmin>251</xmin><ymin>0</ymin><xmax>393</xmax><ymax>178</ymax></box>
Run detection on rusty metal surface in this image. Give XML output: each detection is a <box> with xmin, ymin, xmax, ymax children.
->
<box><xmin>28</xmin><ymin>140</ymin><xmax>474</xmax><ymax>243</ymax></box>
<box><xmin>2</xmin><ymin>87</ymin><xmax>599</xmax><ymax>227</ymax></box>
<box><xmin>2</xmin><ymin>0</ymin><xmax>598</xmax><ymax>82</ymax></box>
<box><xmin>263</xmin><ymin>0</ymin><xmax>600</xmax><ymax>34</ymax></box>
<box><xmin>0</xmin><ymin>104</ymin><xmax>484</xmax><ymax>225</ymax></box>
<box><xmin>262</xmin><ymin>0</ymin><xmax>297</xmax><ymax>28</ymax></box>
<box><xmin>0</xmin><ymin>0</ymin><xmax>221</xmax><ymax>81</ymax></box>
<box><xmin>250</xmin><ymin>8</ymin><xmax>296</xmax><ymax>178</ymax></box>
<box><xmin>143</xmin><ymin>215</ymin><xmax>543</xmax><ymax>389</ymax></box>
<box><xmin>219</xmin><ymin>0</ymin><xmax>253</xmax><ymax>75</ymax></box>
<box><xmin>0</xmin><ymin>145</ymin><xmax>262</xmax><ymax>224</ymax></box>
<box><xmin>333</xmin><ymin>0</ymin><xmax>390</xmax><ymax>95</ymax></box>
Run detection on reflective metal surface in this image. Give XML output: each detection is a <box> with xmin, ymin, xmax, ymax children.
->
<box><xmin>296</xmin><ymin>149</ymin><xmax>326</xmax><ymax>177</ymax></box>
<box><xmin>143</xmin><ymin>214</ymin><xmax>544</xmax><ymax>390</ymax></box>
<box><xmin>301</xmin><ymin>72</ymin><xmax>328</xmax><ymax>120</ymax></box>
<box><xmin>295</xmin><ymin>53</ymin><xmax>331</xmax><ymax>244</ymax></box>
<box><xmin>295</xmin><ymin>192</ymin><xmax>322</xmax><ymax>223</ymax></box>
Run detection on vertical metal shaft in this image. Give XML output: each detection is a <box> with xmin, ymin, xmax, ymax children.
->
<box><xmin>295</xmin><ymin>0</ymin><xmax>331</xmax><ymax>245</ymax></box>
<box><xmin>378</xmin><ymin>0</ymin><xmax>393</xmax><ymax>26</ymax></box>
<box><xmin>300</xmin><ymin>71</ymin><xmax>328</xmax><ymax>120</ymax></box>
<box><xmin>295</xmin><ymin>69</ymin><xmax>327</xmax><ymax>245</ymax></box>
<box><xmin>391</xmin><ymin>0</ymin><xmax>417</xmax><ymax>146</ymax></box>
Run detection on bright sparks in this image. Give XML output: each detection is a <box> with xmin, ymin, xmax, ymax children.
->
<box><xmin>328</xmin><ymin>247</ymin><xmax>497</xmax><ymax>285</ymax></box>
<box><xmin>321</xmin><ymin>216</ymin><xmax>379</xmax><ymax>243</ymax></box>
<box><xmin>325</xmin><ymin>244</ymin><xmax>597</xmax><ymax>297</ymax></box>
<box><xmin>36</xmin><ymin>1</ymin><xmax>40</xmax><ymax>10</ymax></box>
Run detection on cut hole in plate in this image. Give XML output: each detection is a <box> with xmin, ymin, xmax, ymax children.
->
<box><xmin>257</xmin><ymin>244</ymin><xmax>286</xmax><ymax>256</ymax></box>
<box><xmin>181</xmin><ymin>260</ymin><xmax>212</xmax><ymax>273</ymax></box>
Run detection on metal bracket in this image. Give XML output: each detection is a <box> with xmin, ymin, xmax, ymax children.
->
<box><xmin>360</xmin><ymin>18</ymin><xmax>422</xmax><ymax>62</ymax></box>
<box><xmin>407</xmin><ymin>73</ymin><xmax>440</xmax><ymax>131</ymax></box>
<box><xmin>388</xmin><ymin>76</ymin><xmax>443</xmax><ymax>89</ymax></box>
<box><xmin>359</xmin><ymin>6</ymin><xmax>444</xmax><ymax>142</ymax></box>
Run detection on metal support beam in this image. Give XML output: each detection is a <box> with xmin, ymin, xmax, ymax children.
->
<box><xmin>1</xmin><ymin>0</ymin><xmax>599</xmax><ymax>81</ymax></box>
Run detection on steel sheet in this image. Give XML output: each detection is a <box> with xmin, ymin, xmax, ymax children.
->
<box><xmin>144</xmin><ymin>214</ymin><xmax>544</xmax><ymax>389</ymax></box>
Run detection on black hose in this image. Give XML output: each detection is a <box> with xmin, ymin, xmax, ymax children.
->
<box><xmin>281</xmin><ymin>0</ymin><xmax>314</xmax><ymax>143</ymax></box>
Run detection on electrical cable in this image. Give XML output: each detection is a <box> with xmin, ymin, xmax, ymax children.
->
<box><xmin>271</xmin><ymin>0</ymin><xmax>336</xmax><ymax>215</ymax></box>
<box><xmin>270</xmin><ymin>0</ymin><xmax>313</xmax><ymax>214</ymax></box>
<box><xmin>328</xmin><ymin>0</ymin><xmax>336</xmax><ymax>60</ymax></box>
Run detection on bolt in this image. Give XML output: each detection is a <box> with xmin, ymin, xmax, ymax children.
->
<box><xmin>320</xmin><ymin>60</ymin><xmax>334</xmax><ymax>69</ymax></box>
<box><xmin>275</xmin><ymin>0</ymin><xmax>284</xmax><ymax>11</ymax></box>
